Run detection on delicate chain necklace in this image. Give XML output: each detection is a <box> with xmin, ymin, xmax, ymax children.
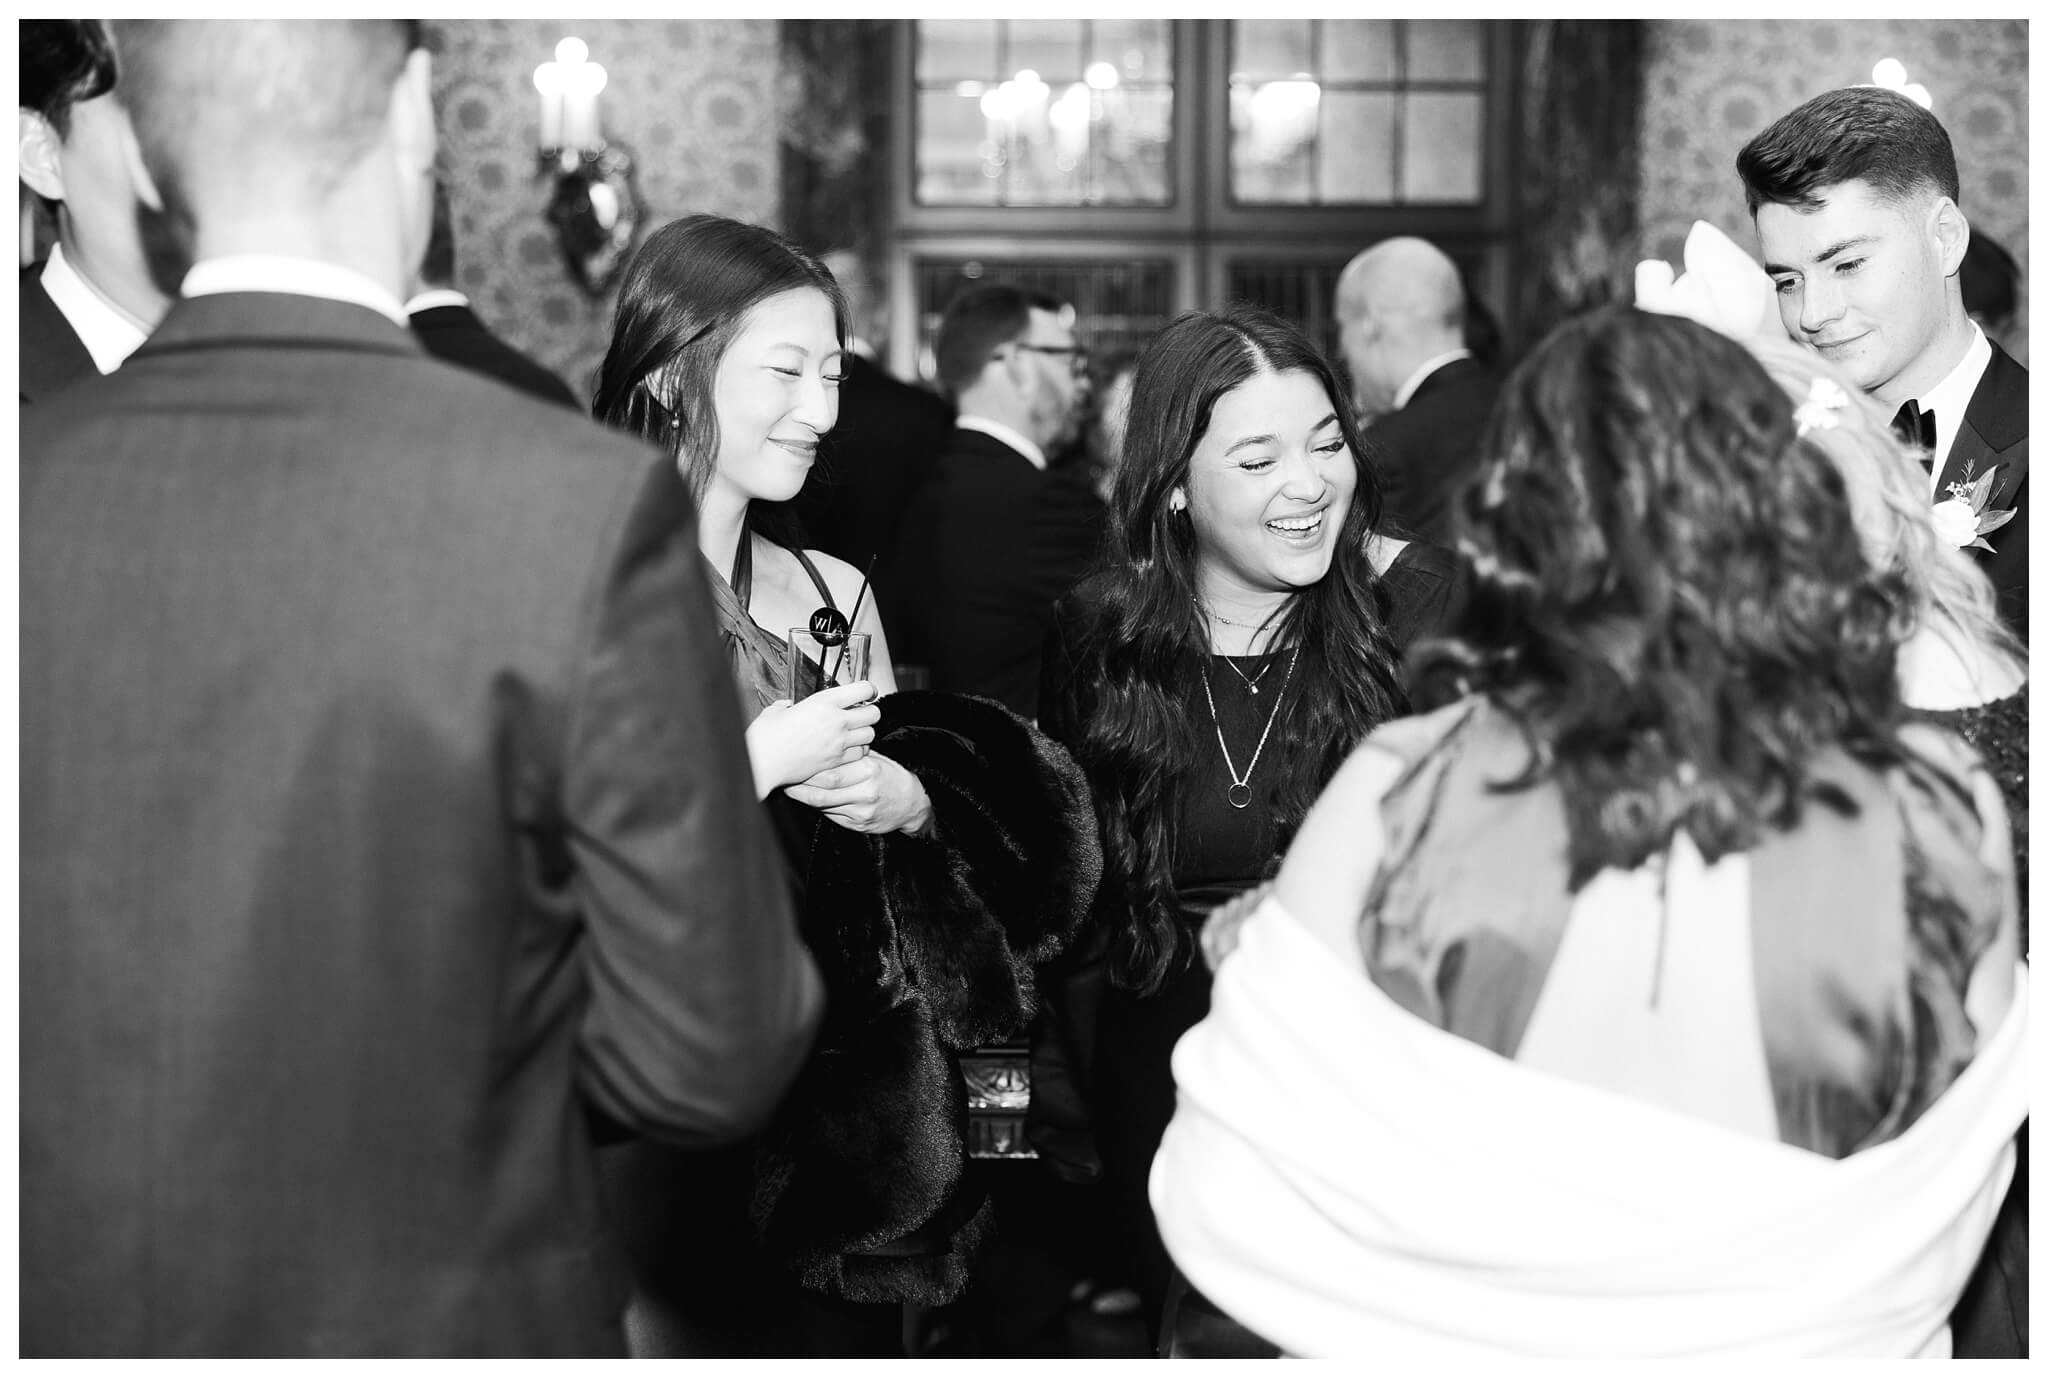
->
<box><xmin>1216</xmin><ymin>652</ymin><xmax>1276</xmax><ymax>695</ymax></box>
<box><xmin>1199</xmin><ymin>645</ymin><xmax>1300</xmax><ymax>809</ymax></box>
<box><xmin>1201</xmin><ymin>600</ymin><xmax>1287</xmax><ymax>695</ymax></box>
<box><xmin>1205</xmin><ymin>605</ymin><xmax>1285</xmax><ymax>631</ymax></box>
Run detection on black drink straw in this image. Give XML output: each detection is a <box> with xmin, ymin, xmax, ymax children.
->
<box><xmin>830</xmin><ymin>554</ymin><xmax>879</xmax><ymax>684</ymax></box>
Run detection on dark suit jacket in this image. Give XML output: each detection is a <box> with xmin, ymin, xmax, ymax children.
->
<box><xmin>1940</xmin><ymin>337</ymin><xmax>2029</xmax><ymax>1362</ymax></box>
<box><xmin>891</xmin><ymin>427</ymin><xmax>1098</xmax><ymax>718</ymax></box>
<box><xmin>409</xmin><ymin>300</ymin><xmax>581</xmax><ymax>410</ymax></box>
<box><xmin>1363</xmin><ymin>356</ymin><xmax>1503</xmax><ymax>545</ymax></box>
<box><xmin>1934</xmin><ymin>341</ymin><xmax>2028</xmax><ymax>641</ymax></box>
<box><xmin>20</xmin><ymin>261</ymin><xmax>100</xmax><ymax>404</ymax></box>
<box><xmin>792</xmin><ymin>353</ymin><xmax>955</xmax><ymax>580</ymax></box>
<box><xmin>20</xmin><ymin>292</ymin><xmax>822</xmax><ymax>1357</ymax></box>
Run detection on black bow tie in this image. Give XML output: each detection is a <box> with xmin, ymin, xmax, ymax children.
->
<box><xmin>1891</xmin><ymin>400</ymin><xmax>1937</xmax><ymax>467</ymax></box>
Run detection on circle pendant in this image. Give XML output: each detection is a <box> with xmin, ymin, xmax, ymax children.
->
<box><xmin>1227</xmin><ymin>783</ymin><xmax>1253</xmax><ymax>809</ymax></box>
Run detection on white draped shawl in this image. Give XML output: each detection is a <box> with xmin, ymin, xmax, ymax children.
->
<box><xmin>1151</xmin><ymin>897</ymin><xmax>2029</xmax><ymax>1359</ymax></box>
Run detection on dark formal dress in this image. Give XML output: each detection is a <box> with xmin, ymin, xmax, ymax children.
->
<box><xmin>409</xmin><ymin>299</ymin><xmax>581</xmax><ymax>409</ymax></box>
<box><xmin>20</xmin><ymin>290</ymin><xmax>822</xmax><ymax>1357</ymax></box>
<box><xmin>1925</xmin><ymin>685</ymin><xmax>2029</xmax><ymax>1359</ymax></box>
<box><xmin>1362</xmin><ymin>356</ymin><xmax>1503</xmax><ymax>547</ymax></box>
<box><xmin>1035</xmin><ymin>551</ymin><xmax>1448</xmax><ymax>1350</ymax></box>
<box><xmin>19</xmin><ymin>261</ymin><xmax>99</xmax><ymax>404</ymax></box>
<box><xmin>1933</xmin><ymin>342</ymin><xmax>2028</xmax><ymax>641</ymax></box>
<box><xmin>792</xmin><ymin>353</ymin><xmax>955</xmax><ymax>587</ymax></box>
<box><xmin>892</xmin><ymin>427</ymin><xmax>1097</xmax><ymax>717</ymax></box>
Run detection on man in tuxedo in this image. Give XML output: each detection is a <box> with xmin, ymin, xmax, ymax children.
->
<box><xmin>791</xmin><ymin>249</ymin><xmax>955</xmax><ymax>599</ymax></box>
<box><xmin>407</xmin><ymin>178</ymin><xmax>580</xmax><ymax>409</ymax></box>
<box><xmin>1741</xmin><ymin>86</ymin><xmax>2027</xmax><ymax>642</ymax></box>
<box><xmin>21</xmin><ymin>19</ymin><xmax>821</xmax><ymax>1357</ymax></box>
<box><xmin>892</xmin><ymin>284</ymin><xmax>1093</xmax><ymax>717</ymax></box>
<box><xmin>1742</xmin><ymin>86</ymin><xmax>2031</xmax><ymax>1363</ymax></box>
<box><xmin>18</xmin><ymin>19</ymin><xmax>171</xmax><ymax>401</ymax></box>
<box><xmin>1335</xmin><ymin>237</ymin><xmax>1502</xmax><ymax>546</ymax></box>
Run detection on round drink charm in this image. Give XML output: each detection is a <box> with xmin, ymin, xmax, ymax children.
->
<box><xmin>808</xmin><ymin>605</ymin><xmax>850</xmax><ymax>647</ymax></box>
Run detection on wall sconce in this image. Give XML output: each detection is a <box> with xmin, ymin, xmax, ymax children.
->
<box><xmin>533</xmin><ymin>35</ymin><xmax>643</xmax><ymax>296</ymax></box>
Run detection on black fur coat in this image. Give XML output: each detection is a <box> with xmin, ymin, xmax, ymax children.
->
<box><xmin>747</xmin><ymin>689</ymin><xmax>1100</xmax><ymax>1304</ymax></box>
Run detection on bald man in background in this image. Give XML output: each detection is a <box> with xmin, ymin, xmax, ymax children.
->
<box><xmin>1335</xmin><ymin>238</ymin><xmax>1502</xmax><ymax>545</ymax></box>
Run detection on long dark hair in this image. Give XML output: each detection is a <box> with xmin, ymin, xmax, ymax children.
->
<box><xmin>591</xmin><ymin>213</ymin><xmax>848</xmax><ymax>550</ymax></box>
<box><xmin>1412</xmin><ymin>306</ymin><xmax>1912</xmax><ymax>886</ymax></box>
<box><xmin>1073</xmin><ymin>306</ymin><xmax>1407</xmax><ymax>994</ymax></box>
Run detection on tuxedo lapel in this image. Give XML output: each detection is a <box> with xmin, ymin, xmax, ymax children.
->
<box><xmin>1933</xmin><ymin>342</ymin><xmax>2028</xmax><ymax>506</ymax></box>
<box><xmin>1927</xmin><ymin>341</ymin><xmax>2028</xmax><ymax>639</ymax></box>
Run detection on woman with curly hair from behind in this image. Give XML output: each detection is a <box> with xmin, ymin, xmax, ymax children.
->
<box><xmin>1151</xmin><ymin>306</ymin><xmax>2028</xmax><ymax>1359</ymax></box>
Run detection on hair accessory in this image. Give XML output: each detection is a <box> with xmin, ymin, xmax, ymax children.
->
<box><xmin>1633</xmin><ymin>220</ymin><xmax>1779</xmax><ymax>343</ymax></box>
<box><xmin>1793</xmin><ymin>377</ymin><xmax>1850</xmax><ymax>436</ymax></box>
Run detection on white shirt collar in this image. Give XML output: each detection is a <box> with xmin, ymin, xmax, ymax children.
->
<box><xmin>1911</xmin><ymin>323</ymin><xmax>1993</xmax><ymax>495</ymax></box>
<box><xmin>955</xmin><ymin>413</ymin><xmax>1046</xmax><ymax>471</ymax></box>
<box><xmin>402</xmin><ymin>287</ymin><xmax>470</xmax><ymax>315</ymax></box>
<box><xmin>1392</xmin><ymin>348</ymin><xmax>1473</xmax><ymax>412</ymax></box>
<box><xmin>181</xmin><ymin>255</ymin><xmax>410</xmax><ymax>328</ymax></box>
<box><xmin>40</xmin><ymin>242</ymin><xmax>151</xmax><ymax>375</ymax></box>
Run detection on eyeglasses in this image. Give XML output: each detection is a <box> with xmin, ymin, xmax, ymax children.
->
<box><xmin>1009</xmin><ymin>342</ymin><xmax>1091</xmax><ymax>377</ymax></box>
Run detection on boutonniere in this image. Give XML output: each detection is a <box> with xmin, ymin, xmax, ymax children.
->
<box><xmin>1931</xmin><ymin>461</ymin><xmax>2016</xmax><ymax>552</ymax></box>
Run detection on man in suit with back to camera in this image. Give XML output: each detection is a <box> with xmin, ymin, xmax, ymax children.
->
<box><xmin>407</xmin><ymin>176</ymin><xmax>581</xmax><ymax>409</ymax></box>
<box><xmin>1334</xmin><ymin>237</ymin><xmax>1503</xmax><ymax>547</ymax></box>
<box><xmin>893</xmin><ymin>284</ymin><xmax>1094</xmax><ymax>718</ymax></box>
<box><xmin>18</xmin><ymin>18</ymin><xmax>172</xmax><ymax>401</ymax></box>
<box><xmin>1740</xmin><ymin>85</ymin><xmax>2027</xmax><ymax>643</ymax></box>
<box><xmin>21</xmin><ymin>19</ymin><xmax>822</xmax><ymax>1358</ymax></box>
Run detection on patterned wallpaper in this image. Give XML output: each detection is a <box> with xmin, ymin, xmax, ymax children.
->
<box><xmin>1638</xmin><ymin>19</ymin><xmax>2029</xmax><ymax>361</ymax></box>
<box><xmin>426</xmin><ymin>19</ymin><xmax>781</xmax><ymax>405</ymax></box>
<box><xmin>418</xmin><ymin>20</ymin><xmax>2026</xmax><ymax>394</ymax></box>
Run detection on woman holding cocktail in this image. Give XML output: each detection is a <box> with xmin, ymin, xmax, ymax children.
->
<box><xmin>591</xmin><ymin>214</ymin><xmax>1097</xmax><ymax>1353</ymax></box>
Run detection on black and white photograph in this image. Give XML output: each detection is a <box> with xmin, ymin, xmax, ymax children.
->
<box><xmin>16</xmin><ymin>15</ymin><xmax>2030</xmax><ymax>1359</ymax></box>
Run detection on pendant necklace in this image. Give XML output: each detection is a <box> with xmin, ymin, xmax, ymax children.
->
<box><xmin>1217</xmin><ymin>653</ymin><xmax>1276</xmax><ymax>696</ymax></box>
<box><xmin>1202</xmin><ymin>600</ymin><xmax>1287</xmax><ymax>695</ymax></box>
<box><xmin>1199</xmin><ymin>644</ymin><xmax>1300</xmax><ymax>809</ymax></box>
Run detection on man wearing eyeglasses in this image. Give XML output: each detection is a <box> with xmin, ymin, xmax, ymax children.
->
<box><xmin>892</xmin><ymin>284</ymin><xmax>1094</xmax><ymax>718</ymax></box>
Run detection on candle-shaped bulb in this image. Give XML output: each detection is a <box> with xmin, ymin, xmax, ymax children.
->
<box><xmin>533</xmin><ymin>60</ymin><xmax>564</xmax><ymax>149</ymax></box>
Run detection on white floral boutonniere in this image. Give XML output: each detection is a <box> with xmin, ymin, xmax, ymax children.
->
<box><xmin>1931</xmin><ymin>461</ymin><xmax>2016</xmax><ymax>553</ymax></box>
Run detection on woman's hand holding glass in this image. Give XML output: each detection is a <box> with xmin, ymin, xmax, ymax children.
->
<box><xmin>746</xmin><ymin>680</ymin><xmax>878</xmax><ymax>799</ymax></box>
<box><xmin>786</xmin><ymin>751</ymin><xmax>934</xmax><ymax>836</ymax></box>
